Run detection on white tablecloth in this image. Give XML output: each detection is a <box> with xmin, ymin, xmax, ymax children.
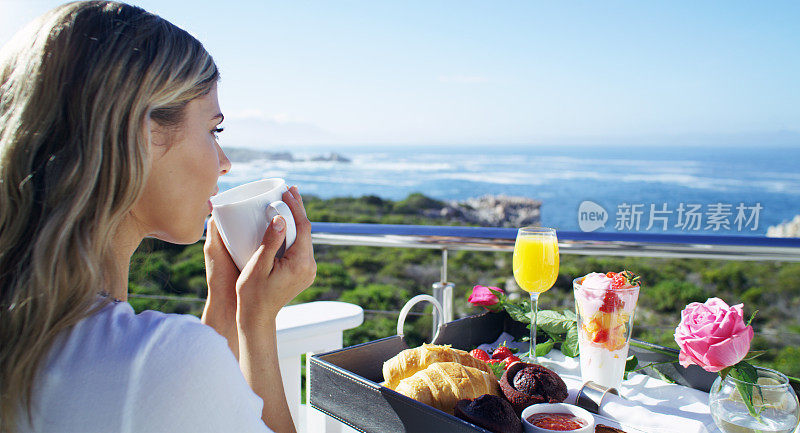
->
<box><xmin>479</xmin><ymin>332</ymin><xmax>800</xmax><ymax>433</ymax></box>
<box><xmin>540</xmin><ymin>349</ymin><xmax>718</xmax><ymax>432</ymax></box>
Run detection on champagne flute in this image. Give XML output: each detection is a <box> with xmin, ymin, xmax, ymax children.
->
<box><xmin>512</xmin><ymin>227</ymin><xmax>559</xmax><ymax>362</ymax></box>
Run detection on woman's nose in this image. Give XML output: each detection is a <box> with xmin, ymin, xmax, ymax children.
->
<box><xmin>218</xmin><ymin>145</ymin><xmax>231</xmax><ymax>175</ymax></box>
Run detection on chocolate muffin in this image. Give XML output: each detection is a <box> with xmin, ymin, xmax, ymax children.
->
<box><xmin>596</xmin><ymin>425</ymin><xmax>627</xmax><ymax>433</ymax></box>
<box><xmin>499</xmin><ymin>362</ymin><xmax>568</xmax><ymax>414</ymax></box>
<box><xmin>454</xmin><ymin>394</ymin><xmax>522</xmax><ymax>433</ymax></box>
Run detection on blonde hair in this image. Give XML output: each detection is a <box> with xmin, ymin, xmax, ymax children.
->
<box><xmin>0</xmin><ymin>2</ymin><xmax>218</xmax><ymax>430</ymax></box>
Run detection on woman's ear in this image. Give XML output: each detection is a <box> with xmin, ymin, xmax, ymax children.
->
<box><xmin>148</xmin><ymin>118</ymin><xmax>169</xmax><ymax>148</ymax></box>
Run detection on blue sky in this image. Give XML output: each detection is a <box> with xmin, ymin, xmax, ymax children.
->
<box><xmin>2</xmin><ymin>1</ymin><xmax>799</xmax><ymax>149</ymax></box>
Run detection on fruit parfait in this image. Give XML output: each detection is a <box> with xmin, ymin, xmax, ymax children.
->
<box><xmin>573</xmin><ymin>271</ymin><xmax>641</xmax><ymax>390</ymax></box>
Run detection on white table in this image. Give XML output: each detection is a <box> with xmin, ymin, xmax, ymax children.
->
<box><xmin>276</xmin><ymin>301</ymin><xmax>364</xmax><ymax>433</ymax></box>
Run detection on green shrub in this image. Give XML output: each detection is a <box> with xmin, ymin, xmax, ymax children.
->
<box><xmin>740</xmin><ymin>286</ymin><xmax>766</xmax><ymax>305</ymax></box>
<box><xmin>339</xmin><ymin>284</ymin><xmax>409</xmax><ymax>311</ymax></box>
<box><xmin>343</xmin><ymin>315</ymin><xmax>398</xmax><ymax>347</ymax></box>
<box><xmin>644</xmin><ymin>279</ymin><xmax>709</xmax><ymax>313</ymax></box>
<box><xmin>129</xmin><ymin>250</ymin><xmax>170</xmax><ymax>289</ymax></box>
<box><xmin>393</xmin><ymin>193</ymin><xmax>445</xmax><ymax>214</ymax></box>
<box><xmin>770</xmin><ymin>345</ymin><xmax>800</xmax><ymax>378</ymax></box>
<box><xmin>188</xmin><ymin>276</ymin><xmax>208</xmax><ymax>298</ymax></box>
<box><xmin>701</xmin><ymin>261</ymin><xmax>750</xmax><ymax>292</ymax></box>
<box><xmin>341</xmin><ymin>249</ymin><xmax>385</xmax><ymax>274</ymax></box>
<box><xmin>169</xmin><ymin>259</ymin><xmax>205</xmax><ymax>295</ymax></box>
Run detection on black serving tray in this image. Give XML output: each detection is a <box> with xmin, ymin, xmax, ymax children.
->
<box><xmin>309</xmin><ymin>310</ymin><xmax>717</xmax><ymax>433</ymax></box>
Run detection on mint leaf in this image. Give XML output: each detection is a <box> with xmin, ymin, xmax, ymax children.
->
<box><xmin>537</xmin><ymin>310</ymin><xmax>573</xmax><ymax>335</ymax></box>
<box><xmin>535</xmin><ymin>338</ymin><xmax>555</xmax><ymax>357</ymax></box>
<box><xmin>654</xmin><ymin>368</ymin><xmax>676</xmax><ymax>384</ymax></box>
<box><xmin>560</xmin><ymin>324</ymin><xmax>580</xmax><ymax>358</ymax></box>
<box><xmin>563</xmin><ymin>309</ymin><xmax>577</xmax><ymax>322</ymax></box>
<box><xmin>625</xmin><ymin>355</ymin><xmax>639</xmax><ymax>372</ymax></box>
<box><xmin>543</xmin><ymin>329</ymin><xmax>564</xmax><ymax>344</ymax></box>
<box><xmin>503</xmin><ymin>300</ymin><xmax>531</xmax><ymax>324</ymax></box>
<box><xmin>497</xmin><ymin>341</ymin><xmax>519</xmax><ymax>354</ymax></box>
<box><xmin>488</xmin><ymin>362</ymin><xmax>505</xmax><ymax>380</ymax></box>
<box><xmin>623</xmin><ymin>355</ymin><xmax>638</xmax><ymax>380</ymax></box>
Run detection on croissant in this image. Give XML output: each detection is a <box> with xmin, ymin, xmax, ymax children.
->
<box><xmin>394</xmin><ymin>362</ymin><xmax>501</xmax><ymax>414</ymax></box>
<box><xmin>383</xmin><ymin>344</ymin><xmax>493</xmax><ymax>390</ymax></box>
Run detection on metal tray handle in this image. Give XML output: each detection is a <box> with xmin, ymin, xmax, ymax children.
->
<box><xmin>397</xmin><ymin>295</ymin><xmax>444</xmax><ymax>343</ymax></box>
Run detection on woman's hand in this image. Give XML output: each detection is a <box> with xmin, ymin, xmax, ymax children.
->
<box><xmin>201</xmin><ymin>217</ymin><xmax>241</xmax><ymax>357</ymax></box>
<box><xmin>202</xmin><ymin>186</ymin><xmax>316</xmax><ymax>356</ymax></box>
<box><xmin>233</xmin><ymin>185</ymin><xmax>315</xmax><ymax>433</ymax></box>
<box><xmin>235</xmin><ymin>185</ymin><xmax>317</xmax><ymax>326</ymax></box>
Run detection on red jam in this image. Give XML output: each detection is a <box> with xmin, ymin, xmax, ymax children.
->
<box><xmin>526</xmin><ymin>412</ymin><xmax>587</xmax><ymax>431</ymax></box>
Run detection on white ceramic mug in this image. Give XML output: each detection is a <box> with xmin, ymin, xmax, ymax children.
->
<box><xmin>210</xmin><ymin>178</ymin><xmax>297</xmax><ymax>270</ymax></box>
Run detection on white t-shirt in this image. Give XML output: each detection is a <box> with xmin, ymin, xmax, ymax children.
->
<box><xmin>19</xmin><ymin>300</ymin><xmax>272</xmax><ymax>433</ymax></box>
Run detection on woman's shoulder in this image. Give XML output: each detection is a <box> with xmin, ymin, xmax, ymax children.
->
<box><xmin>56</xmin><ymin>301</ymin><xmax>221</xmax><ymax>359</ymax></box>
<box><xmin>43</xmin><ymin>301</ymin><xmax>232</xmax><ymax>384</ymax></box>
<box><xmin>32</xmin><ymin>301</ymin><xmax>268</xmax><ymax>432</ymax></box>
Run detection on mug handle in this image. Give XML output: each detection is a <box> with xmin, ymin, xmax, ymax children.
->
<box><xmin>267</xmin><ymin>200</ymin><xmax>297</xmax><ymax>258</ymax></box>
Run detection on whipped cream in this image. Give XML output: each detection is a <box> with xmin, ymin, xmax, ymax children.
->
<box><xmin>580</xmin><ymin>272</ymin><xmax>612</xmax><ymax>290</ymax></box>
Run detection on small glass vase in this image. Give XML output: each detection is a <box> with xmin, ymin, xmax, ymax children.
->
<box><xmin>709</xmin><ymin>366</ymin><xmax>799</xmax><ymax>433</ymax></box>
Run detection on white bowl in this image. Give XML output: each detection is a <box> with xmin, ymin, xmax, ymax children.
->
<box><xmin>521</xmin><ymin>403</ymin><xmax>595</xmax><ymax>433</ymax></box>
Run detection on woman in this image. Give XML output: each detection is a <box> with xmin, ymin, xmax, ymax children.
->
<box><xmin>0</xmin><ymin>2</ymin><xmax>316</xmax><ymax>432</ymax></box>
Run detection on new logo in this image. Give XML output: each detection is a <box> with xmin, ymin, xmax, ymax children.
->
<box><xmin>578</xmin><ymin>201</ymin><xmax>608</xmax><ymax>232</ymax></box>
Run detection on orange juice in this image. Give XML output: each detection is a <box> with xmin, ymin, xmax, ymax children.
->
<box><xmin>512</xmin><ymin>235</ymin><xmax>559</xmax><ymax>293</ymax></box>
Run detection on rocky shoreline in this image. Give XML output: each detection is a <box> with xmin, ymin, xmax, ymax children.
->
<box><xmin>423</xmin><ymin>195</ymin><xmax>541</xmax><ymax>228</ymax></box>
<box><xmin>222</xmin><ymin>146</ymin><xmax>351</xmax><ymax>163</ymax></box>
<box><xmin>767</xmin><ymin>215</ymin><xmax>800</xmax><ymax>238</ymax></box>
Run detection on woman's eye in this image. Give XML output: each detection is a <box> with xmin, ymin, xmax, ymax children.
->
<box><xmin>212</xmin><ymin>126</ymin><xmax>224</xmax><ymax>139</ymax></box>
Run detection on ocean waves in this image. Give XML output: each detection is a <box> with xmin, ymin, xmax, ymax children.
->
<box><xmin>218</xmin><ymin>147</ymin><xmax>799</xmax><ymax>233</ymax></box>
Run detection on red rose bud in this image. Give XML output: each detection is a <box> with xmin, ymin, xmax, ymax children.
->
<box><xmin>468</xmin><ymin>285</ymin><xmax>504</xmax><ymax>311</ymax></box>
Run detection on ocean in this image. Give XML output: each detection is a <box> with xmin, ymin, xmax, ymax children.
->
<box><xmin>218</xmin><ymin>144</ymin><xmax>800</xmax><ymax>236</ymax></box>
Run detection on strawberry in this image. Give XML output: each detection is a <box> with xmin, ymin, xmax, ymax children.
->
<box><xmin>469</xmin><ymin>349</ymin><xmax>491</xmax><ymax>362</ymax></box>
<box><xmin>606</xmin><ymin>272</ymin><xmax>617</xmax><ymax>278</ymax></box>
<box><xmin>503</xmin><ymin>355</ymin><xmax>521</xmax><ymax>369</ymax></box>
<box><xmin>491</xmin><ymin>346</ymin><xmax>513</xmax><ymax>360</ymax></box>
<box><xmin>599</xmin><ymin>290</ymin><xmax>623</xmax><ymax>313</ymax></box>
<box><xmin>613</xmin><ymin>270</ymin><xmax>642</xmax><ymax>289</ymax></box>
<box><xmin>487</xmin><ymin>359</ymin><xmax>503</xmax><ymax>365</ymax></box>
<box><xmin>622</xmin><ymin>270</ymin><xmax>641</xmax><ymax>287</ymax></box>
<box><xmin>592</xmin><ymin>329</ymin><xmax>609</xmax><ymax>344</ymax></box>
<box><xmin>610</xmin><ymin>273</ymin><xmax>628</xmax><ymax>291</ymax></box>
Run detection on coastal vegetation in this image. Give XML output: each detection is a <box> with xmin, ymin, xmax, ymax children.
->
<box><xmin>129</xmin><ymin>193</ymin><xmax>800</xmax><ymax>378</ymax></box>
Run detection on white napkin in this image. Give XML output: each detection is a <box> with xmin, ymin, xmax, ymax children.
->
<box><xmin>539</xmin><ymin>349</ymin><xmax>721</xmax><ymax>433</ymax></box>
<box><xmin>557</xmin><ymin>374</ymin><xmax>710</xmax><ymax>433</ymax></box>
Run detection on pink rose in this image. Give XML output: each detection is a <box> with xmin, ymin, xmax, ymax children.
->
<box><xmin>674</xmin><ymin>298</ymin><xmax>754</xmax><ymax>373</ymax></box>
<box><xmin>469</xmin><ymin>285</ymin><xmax>503</xmax><ymax>310</ymax></box>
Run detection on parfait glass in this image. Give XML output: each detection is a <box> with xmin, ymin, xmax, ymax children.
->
<box><xmin>512</xmin><ymin>227</ymin><xmax>559</xmax><ymax>362</ymax></box>
<box><xmin>709</xmin><ymin>366</ymin><xmax>799</xmax><ymax>433</ymax></box>
<box><xmin>573</xmin><ymin>277</ymin><xmax>639</xmax><ymax>390</ymax></box>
